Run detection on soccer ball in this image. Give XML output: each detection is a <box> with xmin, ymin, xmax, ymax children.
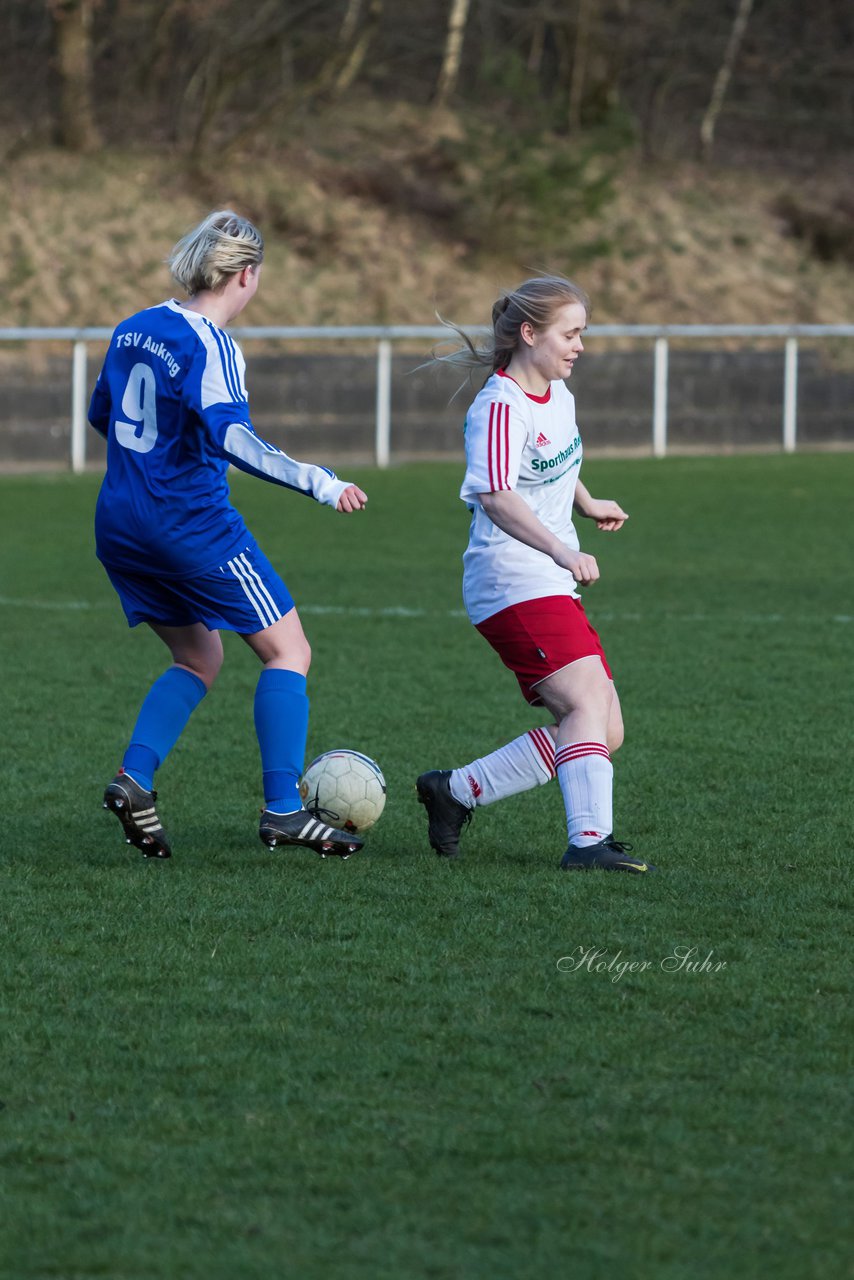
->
<box><xmin>299</xmin><ymin>749</ymin><xmax>387</xmax><ymax>834</ymax></box>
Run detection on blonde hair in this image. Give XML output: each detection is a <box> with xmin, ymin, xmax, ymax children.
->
<box><xmin>443</xmin><ymin>275</ymin><xmax>590</xmax><ymax>376</ymax></box>
<box><xmin>168</xmin><ymin>210</ymin><xmax>264</xmax><ymax>295</ymax></box>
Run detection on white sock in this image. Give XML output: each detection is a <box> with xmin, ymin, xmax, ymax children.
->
<box><xmin>555</xmin><ymin>741</ymin><xmax>613</xmax><ymax>847</ymax></box>
<box><xmin>449</xmin><ymin>727</ymin><xmax>555</xmax><ymax>807</ymax></box>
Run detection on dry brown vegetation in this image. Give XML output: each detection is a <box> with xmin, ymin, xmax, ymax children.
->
<box><xmin>2</xmin><ymin>128</ymin><xmax>852</xmax><ymax>331</ymax></box>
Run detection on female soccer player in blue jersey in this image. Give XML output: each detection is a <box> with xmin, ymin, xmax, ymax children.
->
<box><xmin>91</xmin><ymin>210</ymin><xmax>367</xmax><ymax>860</ymax></box>
<box><xmin>416</xmin><ymin>276</ymin><xmax>653</xmax><ymax>873</ymax></box>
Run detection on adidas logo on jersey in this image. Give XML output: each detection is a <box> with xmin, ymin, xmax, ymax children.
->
<box><xmin>531</xmin><ymin>435</ymin><xmax>582</xmax><ymax>471</ymax></box>
<box><xmin>535</xmin><ymin>432</ymin><xmax>551</xmax><ymax>447</ymax></box>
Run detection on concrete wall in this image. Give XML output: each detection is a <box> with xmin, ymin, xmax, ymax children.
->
<box><xmin>1</xmin><ymin>344</ymin><xmax>851</xmax><ymax>467</ymax></box>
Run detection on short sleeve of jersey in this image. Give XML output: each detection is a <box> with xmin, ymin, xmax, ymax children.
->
<box><xmin>460</xmin><ymin>388</ymin><xmax>529</xmax><ymax>503</ymax></box>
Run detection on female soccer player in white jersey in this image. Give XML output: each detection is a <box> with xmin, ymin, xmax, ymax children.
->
<box><xmin>416</xmin><ymin>276</ymin><xmax>654</xmax><ymax>873</ymax></box>
<box><xmin>91</xmin><ymin>210</ymin><xmax>367</xmax><ymax>860</ymax></box>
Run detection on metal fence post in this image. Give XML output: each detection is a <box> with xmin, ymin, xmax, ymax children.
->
<box><xmin>1</xmin><ymin>323</ymin><xmax>852</xmax><ymax>467</ymax></box>
<box><xmin>783</xmin><ymin>337</ymin><xmax>798</xmax><ymax>453</ymax></box>
<box><xmin>375</xmin><ymin>338</ymin><xmax>392</xmax><ymax>468</ymax></box>
<box><xmin>71</xmin><ymin>339</ymin><xmax>88</xmax><ymax>473</ymax></box>
<box><xmin>653</xmin><ymin>337</ymin><xmax>669</xmax><ymax>457</ymax></box>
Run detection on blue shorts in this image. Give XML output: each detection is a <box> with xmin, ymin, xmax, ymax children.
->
<box><xmin>103</xmin><ymin>536</ymin><xmax>295</xmax><ymax>633</ymax></box>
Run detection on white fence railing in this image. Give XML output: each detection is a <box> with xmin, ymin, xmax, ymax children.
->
<box><xmin>1</xmin><ymin>324</ymin><xmax>853</xmax><ymax>470</ymax></box>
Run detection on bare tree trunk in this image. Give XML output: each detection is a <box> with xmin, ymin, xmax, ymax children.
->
<box><xmin>527</xmin><ymin>4</ymin><xmax>546</xmax><ymax>74</ymax></box>
<box><xmin>700</xmin><ymin>0</ymin><xmax>755</xmax><ymax>160</ymax></box>
<box><xmin>340</xmin><ymin>0</ymin><xmax>362</xmax><ymax>45</ymax></box>
<box><xmin>211</xmin><ymin>1</ymin><xmax>383</xmax><ymax>162</ymax></box>
<box><xmin>568</xmin><ymin>0</ymin><xmax>593</xmax><ymax>135</ymax></box>
<box><xmin>435</xmin><ymin>0</ymin><xmax>471</xmax><ymax>108</ymax></box>
<box><xmin>334</xmin><ymin>0</ymin><xmax>383</xmax><ymax>94</ymax></box>
<box><xmin>48</xmin><ymin>0</ymin><xmax>101</xmax><ymax>152</ymax></box>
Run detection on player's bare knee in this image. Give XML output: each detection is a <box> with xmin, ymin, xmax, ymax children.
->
<box><xmin>267</xmin><ymin>636</ymin><xmax>311</xmax><ymax>673</ymax></box>
<box><xmin>177</xmin><ymin>649</ymin><xmax>222</xmax><ymax>690</ymax></box>
<box><xmin>581</xmin><ymin>679</ymin><xmax>614</xmax><ymax>722</ymax></box>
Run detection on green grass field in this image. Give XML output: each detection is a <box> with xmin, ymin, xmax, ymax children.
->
<box><xmin>1</xmin><ymin>455</ymin><xmax>852</xmax><ymax>1280</ymax></box>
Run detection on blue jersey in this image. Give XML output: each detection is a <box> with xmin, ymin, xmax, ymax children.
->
<box><xmin>90</xmin><ymin>300</ymin><xmax>348</xmax><ymax>577</ymax></box>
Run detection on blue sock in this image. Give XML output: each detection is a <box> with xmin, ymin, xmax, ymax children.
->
<box><xmin>254</xmin><ymin>667</ymin><xmax>309</xmax><ymax>813</ymax></box>
<box><xmin>122</xmin><ymin>667</ymin><xmax>208</xmax><ymax>790</ymax></box>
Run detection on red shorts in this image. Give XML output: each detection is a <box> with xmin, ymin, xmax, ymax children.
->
<box><xmin>475</xmin><ymin>595</ymin><xmax>613</xmax><ymax>706</ymax></box>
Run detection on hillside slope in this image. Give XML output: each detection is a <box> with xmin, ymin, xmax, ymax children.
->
<box><xmin>2</xmin><ymin>142</ymin><xmax>851</xmax><ymax>330</ymax></box>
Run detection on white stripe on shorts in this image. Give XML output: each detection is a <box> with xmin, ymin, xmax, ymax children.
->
<box><xmin>227</xmin><ymin>551</ymin><xmax>282</xmax><ymax>630</ymax></box>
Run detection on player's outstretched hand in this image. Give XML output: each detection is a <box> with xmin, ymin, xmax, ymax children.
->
<box><xmin>587</xmin><ymin>499</ymin><xmax>628</xmax><ymax>532</ymax></box>
<box><xmin>337</xmin><ymin>484</ymin><xmax>368</xmax><ymax>513</ymax></box>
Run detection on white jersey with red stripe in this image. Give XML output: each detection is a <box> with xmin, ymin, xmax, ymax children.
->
<box><xmin>459</xmin><ymin>368</ymin><xmax>583</xmax><ymax>625</ymax></box>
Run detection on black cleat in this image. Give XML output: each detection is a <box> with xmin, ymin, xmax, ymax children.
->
<box><xmin>103</xmin><ymin>770</ymin><xmax>172</xmax><ymax>859</ymax></box>
<box><xmin>259</xmin><ymin>808</ymin><xmax>363</xmax><ymax>859</ymax></box>
<box><xmin>560</xmin><ymin>836</ymin><xmax>654</xmax><ymax>874</ymax></box>
<box><xmin>416</xmin><ymin>770</ymin><xmax>473</xmax><ymax>858</ymax></box>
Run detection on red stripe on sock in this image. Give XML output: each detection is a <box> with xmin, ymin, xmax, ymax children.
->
<box><xmin>555</xmin><ymin>742</ymin><xmax>611</xmax><ymax>768</ymax></box>
<box><xmin>556</xmin><ymin>750</ymin><xmax>611</xmax><ymax>765</ymax></box>
<box><xmin>528</xmin><ymin>728</ymin><xmax>556</xmax><ymax>777</ymax></box>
